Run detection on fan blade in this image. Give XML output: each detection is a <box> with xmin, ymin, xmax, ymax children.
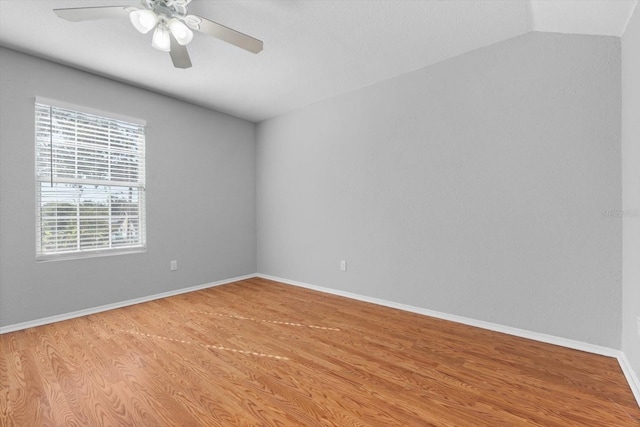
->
<box><xmin>186</xmin><ymin>15</ymin><xmax>263</xmax><ymax>54</ymax></box>
<box><xmin>169</xmin><ymin>33</ymin><xmax>192</xmax><ymax>69</ymax></box>
<box><xmin>54</xmin><ymin>6</ymin><xmax>133</xmax><ymax>22</ymax></box>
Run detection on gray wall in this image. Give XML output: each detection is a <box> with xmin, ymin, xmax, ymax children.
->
<box><xmin>622</xmin><ymin>5</ymin><xmax>640</xmax><ymax>377</ymax></box>
<box><xmin>0</xmin><ymin>30</ymin><xmax>626</xmax><ymax>352</ymax></box>
<box><xmin>0</xmin><ymin>47</ymin><xmax>257</xmax><ymax>327</ymax></box>
<box><xmin>257</xmin><ymin>32</ymin><xmax>622</xmax><ymax>348</ymax></box>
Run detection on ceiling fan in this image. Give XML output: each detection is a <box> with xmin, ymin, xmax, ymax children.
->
<box><xmin>53</xmin><ymin>0</ymin><xmax>263</xmax><ymax>69</ymax></box>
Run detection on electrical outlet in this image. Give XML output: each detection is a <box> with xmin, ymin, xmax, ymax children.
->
<box><xmin>340</xmin><ymin>260</ymin><xmax>347</xmax><ymax>272</ymax></box>
<box><xmin>170</xmin><ymin>260</ymin><xmax>178</xmax><ymax>271</ymax></box>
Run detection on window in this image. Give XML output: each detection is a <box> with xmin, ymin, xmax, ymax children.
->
<box><xmin>35</xmin><ymin>98</ymin><xmax>146</xmax><ymax>260</ymax></box>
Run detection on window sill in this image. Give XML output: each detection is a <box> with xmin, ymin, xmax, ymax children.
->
<box><xmin>36</xmin><ymin>247</ymin><xmax>147</xmax><ymax>263</ymax></box>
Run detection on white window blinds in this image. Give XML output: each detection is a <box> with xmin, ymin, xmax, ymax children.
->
<box><xmin>35</xmin><ymin>99</ymin><xmax>146</xmax><ymax>260</ymax></box>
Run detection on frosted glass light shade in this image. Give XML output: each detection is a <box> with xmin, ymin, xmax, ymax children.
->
<box><xmin>168</xmin><ymin>19</ymin><xmax>193</xmax><ymax>45</ymax></box>
<box><xmin>130</xmin><ymin>9</ymin><xmax>158</xmax><ymax>34</ymax></box>
<box><xmin>151</xmin><ymin>24</ymin><xmax>171</xmax><ymax>52</ymax></box>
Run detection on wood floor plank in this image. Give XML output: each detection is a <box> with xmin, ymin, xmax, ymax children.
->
<box><xmin>1</xmin><ymin>277</ymin><xmax>639</xmax><ymax>426</ymax></box>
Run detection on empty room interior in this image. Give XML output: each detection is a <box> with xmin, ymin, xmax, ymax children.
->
<box><xmin>1</xmin><ymin>0</ymin><xmax>640</xmax><ymax>425</ymax></box>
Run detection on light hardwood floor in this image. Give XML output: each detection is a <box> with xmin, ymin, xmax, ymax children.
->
<box><xmin>1</xmin><ymin>277</ymin><xmax>639</xmax><ymax>426</ymax></box>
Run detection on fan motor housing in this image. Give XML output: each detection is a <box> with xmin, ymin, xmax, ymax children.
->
<box><xmin>144</xmin><ymin>0</ymin><xmax>188</xmax><ymax>19</ymax></box>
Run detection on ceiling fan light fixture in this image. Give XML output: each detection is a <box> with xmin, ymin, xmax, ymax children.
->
<box><xmin>151</xmin><ymin>24</ymin><xmax>171</xmax><ymax>52</ymax></box>
<box><xmin>54</xmin><ymin>2</ymin><xmax>263</xmax><ymax>69</ymax></box>
<box><xmin>130</xmin><ymin>9</ymin><xmax>158</xmax><ymax>34</ymax></box>
<box><xmin>168</xmin><ymin>18</ymin><xmax>193</xmax><ymax>45</ymax></box>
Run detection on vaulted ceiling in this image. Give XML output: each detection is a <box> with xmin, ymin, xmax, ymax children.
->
<box><xmin>0</xmin><ymin>0</ymin><xmax>636</xmax><ymax>122</ymax></box>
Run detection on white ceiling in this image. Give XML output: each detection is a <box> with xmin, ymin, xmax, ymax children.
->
<box><xmin>0</xmin><ymin>0</ymin><xmax>636</xmax><ymax>122</ymax></box>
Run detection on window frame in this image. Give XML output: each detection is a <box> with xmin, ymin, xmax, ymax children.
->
<box><xmin>34</xmin><ymin>97</ymin><xmax>147</xmax><ymax>262</ymax></box>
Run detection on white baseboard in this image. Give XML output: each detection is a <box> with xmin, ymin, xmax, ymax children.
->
<box><xmin>256</xmin><ymin>273</ymin><xmax>640</xmax><ymax>407</ymax></box>
<box><xmin>618</xmin><ymin>352</ymin><xmax>640</xmax><ymax>405</ymax></box>
<box><xmin>0</xmin><ymin>274</ymin><xmax>256</xmax><ymax>335</ymax></box>
<box><xmin>256</xmin><ymin>274</ymin><xmax>616</xmax><ymax>356</ymax></box>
